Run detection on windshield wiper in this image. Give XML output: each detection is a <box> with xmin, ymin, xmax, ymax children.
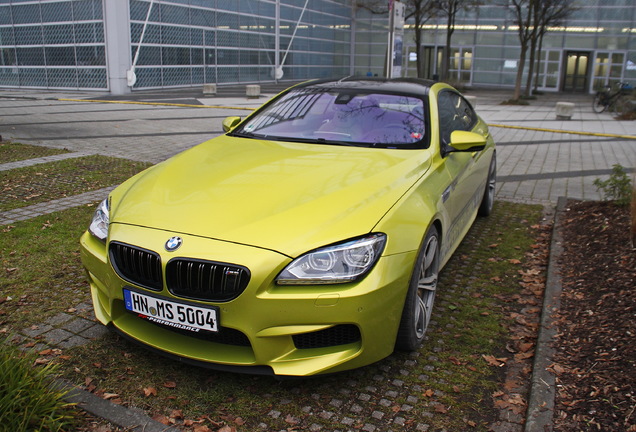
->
<box><xmin>230</xmin><ymin>132</ymin><xmax>370</xmax><ymax>148</ymax></box>
<box><xmin>229</xmin><ymin>131</ymin><xmax>256</xmax><ymax>138</ymax></box>
<box><xmin>272</xmin><ymin>136</ymin><xmax>369</xmax><ymax>147</ymax></box>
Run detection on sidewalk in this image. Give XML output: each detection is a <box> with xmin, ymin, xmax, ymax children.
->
<box><xmin>1</xmin><ymin>85</ymin><xmax>634</xmax><ymax>208</ymax></box>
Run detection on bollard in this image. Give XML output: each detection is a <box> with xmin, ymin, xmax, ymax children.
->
<box><xmin>246</xmin><ymin>85</ymin><xmax>261</xmax><ymax>99</ymax></box>
<box><xmin>555</xmin><ymin>102</ymin><xmax>575</xmax><ymax>120</ymax></box>
<box><xmin>203</xmin><ymin>84</ymin><xmax>217</xmax><ymax>96</ymax></box>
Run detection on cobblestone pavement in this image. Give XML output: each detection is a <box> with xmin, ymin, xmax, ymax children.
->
<box><xmin>12</xmin><ymin>302</ymin><xmax>109</xmax><ymax>352</ymax></box>
<box><xmin>6</xmin><ymin>205</ymin><xmax>543</xmax><ymax>432</ymax></box>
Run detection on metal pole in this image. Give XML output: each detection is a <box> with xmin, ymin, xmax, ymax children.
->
<box><xmin>127</xmin><ymin>0</ymin><xmax>155</xmax><ymax>87</ymax></box>
<box><xmin>281</xmin><ymin>0</ymin><xmax>310</xmax><ymax>65</ymax></box>
<box><xmin>386</xmin><ymin>6</ymin><xmax>395</xmax><ymax>78</ymax></box>
<box><xmin>274</xmin><ymin>0</ymin><xmax>281</xmax><ymax>80</ymax></box>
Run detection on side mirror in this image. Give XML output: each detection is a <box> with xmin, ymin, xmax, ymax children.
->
<box><xmin>447</xmin><ymin>130</ymin><xmax>487</xmax><ymax>153</ymax></box>
<box><xmin>222</xmin><ymin>116</ymin><xmax>242</xmax><ymax>132</ymax></box>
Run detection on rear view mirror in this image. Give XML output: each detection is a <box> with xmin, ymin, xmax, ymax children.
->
<box><xmin>223</xmin><ymin>116</ymin><xmax>242</xmax><ymax>132</ymax></box>
<box><xmin>447</xmin><ymin>130</ymin><xmax>487</xmax><ymax>153</ymax></box>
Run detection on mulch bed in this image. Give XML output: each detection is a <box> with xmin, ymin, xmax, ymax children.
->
<box><xmin>552</xmin><ymin>200</ymin><xmax>636</xmax><ymax>431</ymax></box>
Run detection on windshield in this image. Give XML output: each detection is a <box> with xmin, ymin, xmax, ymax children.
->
<box><xmin>232</xmin><ymin>88</ymin><xmax>428</xmax><ymax>149</ymax></box>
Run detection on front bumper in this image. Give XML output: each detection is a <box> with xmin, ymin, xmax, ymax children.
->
<box><xmin>80</xmin><ymin>224</ymin><xmax>415</xmax><ymax>376</ymax></box>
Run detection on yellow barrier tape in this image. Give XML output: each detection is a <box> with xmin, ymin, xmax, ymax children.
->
<box><xmin>56</xmin><ymin>98</ymin><xmax>636</xmax><ymax>139</ymax></box>
<box><xmin>57</xmin><ymin>98</ymin><xmax>257</xmax><ymax>111</ymax></box>
<box><xmin>488</xmin><ymin>123</ymin><xmax>636</xmax><ymax>140</ymax></box>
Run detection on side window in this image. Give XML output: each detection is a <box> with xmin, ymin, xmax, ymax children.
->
<box><xmin>437</xmin><ymin>90</ymin><xmax>478</xmax><ymax>145</ymax></box>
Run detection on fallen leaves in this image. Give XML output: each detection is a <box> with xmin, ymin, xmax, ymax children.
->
<box><xmin>482</xmin><ymin>354</ymin><xmax>507</xmax><ymax>368</ymax></box>
<box><xmin>433</xmin><ymin>403</ymin><xmax>449</xmax><ymax>414</ymax></box>
<box><xmin>143</xmin><ymin>387</ymin><xmax>157</xmax><ymax>397</ymax></box>
<box><xmin>152</xmin><ymin>414</ymin><xmax>172</xmax><ymax>425</ymax></box>
<box><xmin>493</xmin><ymin>393</ymin><xmax>527</xmax><ymax>415</ymax></box>
<box><xmin>552</xmin><ymin>200</ymin><xmax>636</xmax><ymax>431</ymax></box>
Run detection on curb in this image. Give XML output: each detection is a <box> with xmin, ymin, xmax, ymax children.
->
<box><xmin>524</xmin><ymin>196</ymin><xmax>567</xmax><ymax>432</ymax></box>
<box><xmin>55</xmin><ymin>379</ymin><xmax>179</xmax><ymax>432</ymax></box>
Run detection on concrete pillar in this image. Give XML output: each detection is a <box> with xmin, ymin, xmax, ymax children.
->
<box><xmin>555</xmin><ymin>102</ymin><xmax>575</xmax><ymax>120</ymax></box>
<box><xmin>246</xmin><ymin>85</ymin><xmax>261</xmax><ymax>98</ymax></box>
<box><xmin>104</xmin><ymin>0</ymin><xmax>132</xmax><ymax>95</ymax></box>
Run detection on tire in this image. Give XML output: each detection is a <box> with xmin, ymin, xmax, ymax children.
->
<box><xmin>478</xmin><ymin>153</ymin><xmax>496</xmax><ymax>217</ymax></box>
<box><xmin>395</xmin><ymin>226</ymin><xmax>440</xmax><ymax>351</ymax></box>
<box><xmin>592</xmin><ymin>93</ymin><xmax>607</xmax><ymax>113</ymax></box>
<box><xmin>609</xmin><ymin>98</ymin><xmax>622</xmax><ymax>117</ymax></box>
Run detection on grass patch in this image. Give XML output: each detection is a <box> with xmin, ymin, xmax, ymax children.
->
<box><xmin>50</xmin><ymin>201</ymin><xmax>545</xmax><ymax>432</ymax></box>
<box><xmin>0</xmin><ymin>142</ymin><xmax>69</xmax><ymax>164</ymax></box>
<box><xmin>0</xmin><ymin>155</ymin><xmax>150</xmax><ymax>211</ymax></box>
<box><xmin>0</xmin><ymin>340</ymin><xmax>75</xmax><ymax>431</ymax></box>
<box><xmin>501</xmin><ymin>99</ymin><xmax>530</xmax><ymax>106</ymax></box>
<box><xmin>0</xmin><ymin>206</ymin><xmax>97</xmax><ymax>330</ymax></box>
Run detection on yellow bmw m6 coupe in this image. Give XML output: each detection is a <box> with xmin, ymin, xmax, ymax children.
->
<box><xmin>80</xmin><ymin>78</ymin><xmax>496</xmax><ymax>376</ymax></box>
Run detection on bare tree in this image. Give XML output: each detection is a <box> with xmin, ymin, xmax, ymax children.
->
<box><xmin>357</xmin><ymin>0</ymin><xmax>436</xmax><ymax>78</ymax></box>
<box><xmin>529</xmin><ymin>0</ymin><xmax>577</xmax><ymax>94</ymax></box>
<box><xmin>507</xmin><ymin>0</ymin><xmax>576</xmax><ymax>100</ymax></box>
<box><xmin>356</xmin><ymin>0</ymin><xmax>389</xmax><ymax>14</ymax></box>
<box><xmin>433</xmin><ymin>0</ymin><xmax>479</xmax><ymax>82</ymax></box>
<box><xmin>404</xmin><ymin>0</ymin><xmax>437</xmax><ymax>78</ymax></box>
<box><xmin>508</xmin><ymin>0</ymin><xmax>534</xmax><ymax>101</ymax></box>
<box><xmin>523</xmin><ymin>0</ymin><xmax>541</xmax><ymax>97</ymax></box>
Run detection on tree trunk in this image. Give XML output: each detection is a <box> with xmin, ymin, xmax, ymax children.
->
<box><xmin>443</xmin><ymin>35</ymin><xmax>452</xmax><ymax>81</ymax></box>
<box><xmin>442</xmin><ymin>2</ymin><xmax>456</xmax><ymax>82</ymax></box>
<box><xmin>414</xmin><ymin>19</ymin><xmax>423</xmax><ymax>78</ymax></box>
<box><xmin>524</xmin><ymin>0</ymin><xmax>540</xmax><ymax>97</ymax></box>
<box><xmin>524</xmin><ymin>34</ymin><xmax>538</xmax><ymax>97</ymax></box>
<box><xmin>534</xmin><ymin>31</ymin><xmax>545</xmax><ymax>92</ymax></box>
<box><xmin>513</xmin><ymin>44</ymin><xmax>528</xmax><ymax>101</ymax></box>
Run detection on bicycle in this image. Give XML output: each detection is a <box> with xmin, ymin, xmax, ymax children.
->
<box><xmin>592</xmin><ymin>82</ymin><xmax>633</xmax><ymax>115</ymax></box>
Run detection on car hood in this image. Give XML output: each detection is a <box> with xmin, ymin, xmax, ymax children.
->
<box><xmin>110</xmin><ymin>136</ymin><xmax>431</xmax><ymax>257</ymax></box>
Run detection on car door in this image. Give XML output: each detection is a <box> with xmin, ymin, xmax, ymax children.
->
<box><xmin>437</xmin><ymin>90</ymin><xmax>483</xmax><ymax>248</ymax></box>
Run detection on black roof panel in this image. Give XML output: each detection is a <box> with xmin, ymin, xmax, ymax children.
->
<box><xmin>292</xmin><ymin>77</ymin><xmax>435</xmax><ymax>97</ymax></box>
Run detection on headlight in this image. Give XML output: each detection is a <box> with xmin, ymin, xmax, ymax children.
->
<box><xmin>276</xmin><ymin>233</ymin><xmax>386</xmax><ymax>285</ymax></box>
<box><xmin>88</xmin><ymin>198</ymin><xmax>110</xmax><ymax>241</ymax></box>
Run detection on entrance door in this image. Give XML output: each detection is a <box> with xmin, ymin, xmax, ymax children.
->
<box><xmin>421</xmin><ymin>46</ymin><xmax>444</xmax><ymax>80</ymax></box>
<box><xmin>562</xmin><ymin>51</ymin><xmax>590</xmax><ymax>92</ymax></box>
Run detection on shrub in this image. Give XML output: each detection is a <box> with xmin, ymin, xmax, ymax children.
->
<box><xmin>0</xmin><ymin>341</ymin><xmax>74</xmax><ymax>431</ymax></box>
<box><xmin>594</xmin><ymin>164</ymin><xmax>633</xmax><ymax>206</ymax></box>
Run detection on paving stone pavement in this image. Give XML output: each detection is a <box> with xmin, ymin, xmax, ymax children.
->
<box><xmin>14</xmin><ymin>302</ymin><xmax>109</xmax><ymax>351</ymax></box>
<box><xmin>0</xmin><ymin>186</ymin><xmax>115</xmax><ymax>225</ymax></box>
<box><xmin>1</xmin><ymin>87</ymin><xmax>634</xmax><ymax>204</ymax></box>
<box><xmin>0</xmin><ymin>150</ymin><xmax>95</xmax><ymax>171</ymax></box>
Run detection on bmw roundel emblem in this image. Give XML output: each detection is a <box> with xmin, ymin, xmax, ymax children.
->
<box><xmin>165</xmin><ymin>236</ymin><xmax>183</xmax><ymax>252</ymax></box>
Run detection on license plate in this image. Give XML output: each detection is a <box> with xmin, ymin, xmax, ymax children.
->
<box><xmin>123</xmin><ymin>288</ymin><xmax>218</xmax><ymax>333</ymax></box>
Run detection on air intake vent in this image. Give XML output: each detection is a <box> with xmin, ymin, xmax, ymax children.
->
<box><xmin>162</xmin><ymin>324</ymin><xmax>251</xmax><ymax>347</ymax></box>
<box><xmin>166</xmin><ymin>258</ymin><xmax>250</xmax><ymax>302</ymax></box>
<box><xmin>109</xmin><ymin>242</ymin><xmax>163</xmax><ymax>291</ymax></box>
<box><xmin>293</xmin><ymin>325</ymin><xmax>361</xmax><ymax>349</ymax></box>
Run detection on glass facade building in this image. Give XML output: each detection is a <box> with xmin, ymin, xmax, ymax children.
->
<box><xmin>0</xmin><ymin>0</ymin><xmax>353</xmax><ymax>92</ymax></box>
<box><xmin>0</xmin><ymin>0</ymin><xmax>106</xmax><ymax>89</ymax></box>
<box><xmin>355</xmin><ymin>0</ymin><xmax>636</xmax><ymax>93</ymax></box>
<box><xmin>0</xmin><ymin>0</ymin><xmax>635</xmax><ymax>94</ymax></box>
